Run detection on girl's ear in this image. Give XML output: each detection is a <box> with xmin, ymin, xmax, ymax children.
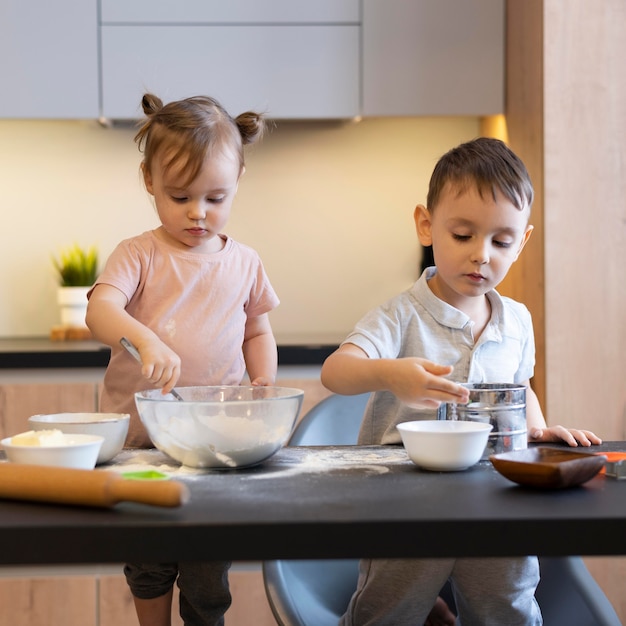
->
<box><xmin>414</xmin><ymin>204</ymin><xmax>433</xmax><ymax>246</ymax></box>
<box><xmin>141</xmin><ymin>162</ymin><xmax>154</xmax><ymax>195</ymax></box>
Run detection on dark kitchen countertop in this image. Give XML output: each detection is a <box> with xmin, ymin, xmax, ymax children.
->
<box><xmin>0</xmin><ymin>337</ymin><xmax>110</xmax><ymax>369</ymax></box>
<box><xmin>1</xmin><ymin>443</ymin><xmax>626</xmax><ymax>565</ymax></box>
<box><xmin>0</xmin><ymin>337</ymin><xmax>338</xmax><ymax>369</ymax></box>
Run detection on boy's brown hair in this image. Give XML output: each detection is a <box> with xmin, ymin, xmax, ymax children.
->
<box><xmin>427</xmin><ymin>137</ymin><xmax>534</xmax><ymax>213</ymax></box>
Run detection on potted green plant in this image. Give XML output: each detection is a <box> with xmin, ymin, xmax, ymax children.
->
<box><xmin>53</xmin><ymin>244</ymin><xmax>98</xmax><ymax>287</ymax></box>
<box><xmin>52</xmin><ymin>244</ymin><xmax>99</xmax><ymax>328</ymax></box>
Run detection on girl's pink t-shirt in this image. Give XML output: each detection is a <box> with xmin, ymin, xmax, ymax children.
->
<box><xmin>90</xmin><ymin>230</ymin><xmax>279</xmax><ymax>447</ymax></box>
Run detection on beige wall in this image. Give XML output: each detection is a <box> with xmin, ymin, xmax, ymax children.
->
<box><xmin>0</xmin><ymin>117</ymin><xmax>480</xmax><ymax>341</ymax></box>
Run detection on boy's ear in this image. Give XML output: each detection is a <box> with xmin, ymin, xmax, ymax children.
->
<box><xmin>141</xmin><ymin>162</ymin><xmax>154</xmax><ymax>195</ymax></box>
<box><xmin>514</xmin><ymin>224</ymin><xmax>534</xmax><ymax>260</ymax></box>
<box><xmin>414</xmin><ymin>204</ymin><xmax>433</xmax><ymax>246</ymax></box>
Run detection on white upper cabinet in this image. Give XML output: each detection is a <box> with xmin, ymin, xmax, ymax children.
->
<box><xmin>100</xmin><ymin>0</ymin><xmax>360</xmax><ymax>23</ymax></box>
<box><xmin>362</xmin><ymin>0</ymin><xmax>504</xmax><ymax>116</ymax></box>
<box><xmin>99</xmin><ymin>0</ymin><xmax>361</xmax><ymax>120</ymax></box>
<box><xmin>0</xmin><ymin>0</ymin><xmax>99</xmax><ymax>118</ymax></box>
<box><xmin>0</xmin><ymin>1</ymin><xmax>504</xmax><ymax>120</ymax></box>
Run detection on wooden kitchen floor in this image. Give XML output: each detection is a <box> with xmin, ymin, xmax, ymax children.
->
<box><xmin>0</xmin><ymin>564</ymin><xmax>277</xmax><ymax>626</ymax></box>
<box><xmin>2</xmin><ymin>559</ymin><xmax>624</xmax><ymax>625</ymax></box>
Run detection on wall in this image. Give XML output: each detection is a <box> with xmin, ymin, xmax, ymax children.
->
<box><xmin>543</xmin><ymin>4</ymin><xmax>626</xmax><ymax>617</ymax></box>
<box><xmin>542</xmin><ymin>1</ymin><xmax>625</xmax><ymax>440</ymax></box>
<box><xmin>0</xmin><ymin>117</ymin><xmax>480</xmax><ymax>342</ymax></box>
<box><xmin>505</xmin><ymin>0</ymin><xmax>626</xmax><ymax>440</ymax></box>
<box><xmin>506</xmin><ymin>0</ymin><xmax>626</xmax><ymax>620</ymax></box>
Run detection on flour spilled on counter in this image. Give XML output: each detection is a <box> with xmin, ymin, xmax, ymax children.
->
<box><xmin>103</xmin><ymin>449</ymin><xmax>208</xmax><ymax>479</ymax></box>
<box><xmin>244</xmin><ymin>447</ymin><xmax>411</xmax><ymax>479</ymax></box>
<box><xmin>102</xmin><ymin>447</ymin><xmax>412</xmax><ymax>481</ymax></box>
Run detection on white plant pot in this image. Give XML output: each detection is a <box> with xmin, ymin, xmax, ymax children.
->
<box><xmin>57</xmin><ymin>286</ymin><xmax>90</xmax><ymax>328</ymax></box>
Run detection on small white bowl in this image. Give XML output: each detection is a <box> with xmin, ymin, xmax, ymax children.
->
<box><xmin>397</xmin><ymin>420</ymin><xmax>493</xmax><ymax>471</ymax></box>
<box><xmin>1</xmin><ymin>431</ymin><xmax>104</xmax><ymax>469</ymax></box>
<box><xmin>28</xmin><ymin>413</ymin><xmax>130</xmax><ymax>464</ymax></box>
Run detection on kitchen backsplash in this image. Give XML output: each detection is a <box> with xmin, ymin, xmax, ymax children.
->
<box><xmin>0</xmin><ymin>116</ymin><xmax>479</xmax><ymax>342</ymax></box>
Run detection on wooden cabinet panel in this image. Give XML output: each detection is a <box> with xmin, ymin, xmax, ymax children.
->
<box><xmin>0</xmin><ymin>383</ymin><xmax>97</xmax><ymax>439</ymax></box>
<box><xmin>99</xmin><ymin>574</ymin><xmax>158</xmax><ymax>626</ymax></box>
<box><xmin>228</xmin><ymin>568</ymin><xmax>276</xmax><ymax>626</ymax></box>
<box><xmin>0</xmin><ymin>567</ymin><xmax>276</xmax><ymax>626</ymax></box>
<box><xmin>506</xmin><ymin>1</ymin><xmax>626</xmax><ymax>622</ymax></box>
<box><xmin>0</xmin><ymin>577</ymin><xmax>96</xmax><ymax>626</ymax></box>
<box><xmin>584</xmin><ymin>557</ymin><xmax>626</xmax><ymax>622</ymax></box>
<box><xmin>99</xmin><ymin>569</ymin><xmax>276</xmax><ymax>626</ymax></box>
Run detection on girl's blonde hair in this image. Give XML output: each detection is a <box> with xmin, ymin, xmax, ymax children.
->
<box><xmin>134</xmin><ymin>93</ymin><xmax>266</xmax><ymax>187</ymax></box>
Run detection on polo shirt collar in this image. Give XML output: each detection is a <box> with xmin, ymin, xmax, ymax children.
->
<box><xmin>413</xmin><ymin>267</ymin><xmax>505</xmax><ymax>342</ymax></box>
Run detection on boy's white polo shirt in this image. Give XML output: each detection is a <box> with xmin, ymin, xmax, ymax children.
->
<box><xmin>342</xmin><ymin>267</ymin><xmax>535</xmax><ymax>445</ymax></box>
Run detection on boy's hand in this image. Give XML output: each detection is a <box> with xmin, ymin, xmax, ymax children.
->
<box><xmin>389</xmin><ymin>358</ymin><xmax>470</xmax><ymax>409</ymax></box>
<box><xmin>321</xmin><ymin>344</ymin><xmax>468</xmax><ymax>407</ymax></box>
<box><xmin>528</xmin><ymin>426</ymin><xmax>602</xmax><ymax>447</ymax></box>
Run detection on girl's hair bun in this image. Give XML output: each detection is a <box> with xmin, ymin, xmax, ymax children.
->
<box><xmin>235</xmin><ymin>111</ymin><xmax>266</xmax><ymax>145</ymax></box>
<box><xmin>135</xmin><ymin>93</ymin><xmax>267</xmax><ymax>185</ymax></box>
<box><xmin>140</xmin><ymin>93</ymin><xmax>164</xmax><ymax>117</ymax></box>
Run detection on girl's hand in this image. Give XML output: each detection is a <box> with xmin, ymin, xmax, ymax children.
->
<box><xmin>528</xmin><ymin>425</ymin><xmax>602</xmax><ymax>447</ymax></box>
<box><xmin>250</xmin><ymin>377</ymin><xmax>272</xmax><ymax>386</ymax></box>
<box><xmin>134</xmin><ymin>340</ymin><xmax>181</xmax><ymax>395</ymax></box>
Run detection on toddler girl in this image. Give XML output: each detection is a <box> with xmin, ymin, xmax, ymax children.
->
<box><xmin>87</xmin><ymin>93</ymin><xmax>279</xmax><ymax>626</ymax></box>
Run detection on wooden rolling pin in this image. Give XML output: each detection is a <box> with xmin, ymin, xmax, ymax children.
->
<box><xmin>0</xmin><ymin>464</ymin><xmax>189</xmax><ymax>508</ymax></box>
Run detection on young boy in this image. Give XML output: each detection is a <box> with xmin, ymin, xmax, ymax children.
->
<box><xmin>321</xmin><ymin>137</ymin><xmax>601</xmax><ymax>625</ymax></box>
